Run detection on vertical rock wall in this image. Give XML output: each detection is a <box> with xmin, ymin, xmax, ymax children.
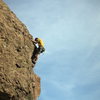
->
<box><xmin>0</xmin><ymin>0</ymin><xmax>40</xmax><ymax>100</ymax></box>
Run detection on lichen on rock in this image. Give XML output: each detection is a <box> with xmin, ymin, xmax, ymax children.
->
<box><xmin>0</xmin><ymin>0</ymin><xmax>40</xmax><ymax>100</ymax></box>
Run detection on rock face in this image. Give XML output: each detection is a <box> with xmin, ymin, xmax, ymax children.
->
<box><xmin>0</xmin><ymin>0</ymin><xmax>40</xmax><ymax>100</ymax></box>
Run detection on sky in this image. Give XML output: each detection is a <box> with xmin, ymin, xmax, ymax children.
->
<box><xmin>4</xmin><ymin>0</ymin><xmax>100</xmax><ymax>100</ymax></box>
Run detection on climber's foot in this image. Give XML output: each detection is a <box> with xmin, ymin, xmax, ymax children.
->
<box><xmin>32</xmin><ymin>60</ymin><xmax>36</xmax><ymax>64</ymax></box>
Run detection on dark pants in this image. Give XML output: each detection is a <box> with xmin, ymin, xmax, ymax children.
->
<box><xmin>31</xmin><ymin>46</ymin><xmax>45</xmax><ymax>64</ymax></box>
<box><xmin>37</xmin><ymin>46</ymin><xmax>45</xmax><ymax>54</ymax></box>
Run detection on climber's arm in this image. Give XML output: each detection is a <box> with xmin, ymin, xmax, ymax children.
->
<box><xmin>32</xmin><ymin>40</ymin><xmax>37</xmax><ymax>44</ymax></box>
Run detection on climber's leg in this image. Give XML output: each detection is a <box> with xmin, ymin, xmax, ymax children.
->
<box><xmin>37</xmin><ymin>46</ymin><xmax>45</xmax><ymax>54</ymax></box>
<box><xmin>32</xmin><ymin>54</ymin><xmax>39</xmax><ymax>64</ymax></box>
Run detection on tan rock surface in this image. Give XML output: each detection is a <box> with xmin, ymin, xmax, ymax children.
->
<box><xmin>0</xmin><ymin>0</ymin><xmax>40</xmax><ymax>100</ymax></box>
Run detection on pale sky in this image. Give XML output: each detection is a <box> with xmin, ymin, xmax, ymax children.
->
<box><xmin>4</xmin><ymin>0</ymin><xmax>100</xmax><ymax>100</ymax></box>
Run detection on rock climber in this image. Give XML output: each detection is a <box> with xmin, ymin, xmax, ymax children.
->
<box><xmin>32</xmin><ymin>38</ymin><xmax>45</xmax><ymax>64</ymax></box>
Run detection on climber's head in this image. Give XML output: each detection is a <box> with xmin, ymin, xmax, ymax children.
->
<box><xmin>35</xmin><ymin>38</ymin><xmax>38</xmax><ymax>41</ymax></box>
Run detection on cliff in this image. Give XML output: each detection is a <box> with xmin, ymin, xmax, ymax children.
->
<box><xmin>0</xmin><ymin>0</ymin><xmax>40</xmax><ymax>100</ymax></box>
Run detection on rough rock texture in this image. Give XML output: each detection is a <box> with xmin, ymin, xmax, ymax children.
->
<box><xmin>0</xmin><ymin>0</ymin><xmax>40</xmax><ymax>100</ymax></box>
